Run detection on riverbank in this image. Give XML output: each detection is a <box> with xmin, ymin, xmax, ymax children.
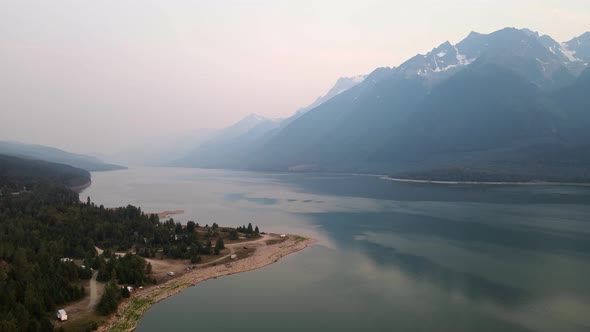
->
<box><xmin>98</xmin><ymin>234</ymin><xmax>315</xmax><ymax>332</ymax></box>
<box><xmin>381</xmin><ymin>176</ymin><xmax>590</xmax><ymax>187</ymax></box>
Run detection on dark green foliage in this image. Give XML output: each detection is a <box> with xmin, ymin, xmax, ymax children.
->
<box><xmin>0</xmin><ymin>159</ymin><xmax>149</xmax><ymax>329</ymax></box>
<box><xmin>186</xmin><ymin>221</ymin><xmax>196</xmax><ymax>233</ymax></box>
<box><xmin>190</xmin><ymin>254</ymin><xmax>201</xmax><ymax>264</ymax></box>
<box><xmin>0</xmin><ymin>154</ymin><xmax>90</xmax><ymax>191</ymax></box>
<box><xmin>120</xmin><ymin>286</ymin><xmax>130</xmax><ymax>299</ymax></box>
<box><xmin>78</xmin><ymin>266</ymin><xmax>93</xmax><ymax>280</ymax></box>
<box><xmin>205</xmin><ymin>240</ymin><xmax>212</xmax><ymax>255</ymax></box>
<box><xmin>229</xmin><ymin>229</ymin><xmax>239</xmax><ymax>240</ymax></box>
<box><xmin>96</xmin><ymin>280</ymin><xmax>121</xmax><ymax>315</ymax></box>
<box><xmin>80</xmin><ymin>320</ymin><xmax>98</xmax><ymax>332</ymax></box>
<box><xmin>0</xmin><ymin>156</ymin><xmax>250</xmax><ymax>329</ymax></box>
<box><xmin>0</xmin><ymin>141</ymin><xmax>125</xmax><ymax>172</ymax></box>
<box><xmin>236</xmin><ymin>224</ymin><xmax>261</xmax><ymax>237</ymax></box>
<box><xmin>215</xmin><ymin>238</ymin><xmax>225</xmax><ymax>250</ymax></box>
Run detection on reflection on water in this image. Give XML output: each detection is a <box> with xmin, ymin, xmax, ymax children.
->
<box><xmin>82</xmin><ymin>168</ymin><xmax>590</xmax><ymax>332</ymax></box>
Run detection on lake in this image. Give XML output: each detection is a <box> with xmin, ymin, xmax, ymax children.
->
<box><xmin>81</xmin><ymin>167</ymin><xmax>590</xmax><ymax>332</ymax></box>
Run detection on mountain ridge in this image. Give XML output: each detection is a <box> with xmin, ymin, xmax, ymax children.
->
<box><xmin>176</xmin><ymin>27</ymin><xmax>590</xmax><ymax>181</ymax></box>
<box><xmin>0</xmin><ymin>141</ymin><xmax>126</xmax><ymax>172</ymax></box>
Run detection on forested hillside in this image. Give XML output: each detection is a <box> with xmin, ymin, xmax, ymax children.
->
<box><xmin>0</xmin><ymin>156</ymin><xmax>261</xmax><ymax>331</ymax></box>
<box><xmin>0</xmin><ymin>142</ymin><xmax>125</xmax><ymax>172</ymax></box>
<box><xmin>0</xmin><ymin>154</ymin><xmax>91</xmax><ymax>192</ymax></box>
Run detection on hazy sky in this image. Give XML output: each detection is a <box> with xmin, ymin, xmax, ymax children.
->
<box><xmin>1</xmin><ymin>0</ymin><xmax>590</xmax><ymax>155</ymax></box>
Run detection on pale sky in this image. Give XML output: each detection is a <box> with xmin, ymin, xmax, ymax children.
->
<box><xmin>1</xmin><ymin>0</ymin><xmax>589</xmax><ymax>155</ymax></box>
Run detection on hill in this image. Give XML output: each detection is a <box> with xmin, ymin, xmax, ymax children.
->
<box><xmin>0</xmin><ymin>141</ymin><xmax>126</xmax><ymax>172</ymax></box>
<box><xmin>0</xmin><ymin>154</ymin><xmax>91</xmax><ymax>192</ymax></box>
<box><xmin>174</xmin><ymin>75</ymin><xmax>366</xmax><ymax>168</ymax></box>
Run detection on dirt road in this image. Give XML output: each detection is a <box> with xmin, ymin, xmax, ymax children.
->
<box><xmin>87</xmin><ymin>271</ymin><xmax>99</xmax><ymax>310</ymax></box>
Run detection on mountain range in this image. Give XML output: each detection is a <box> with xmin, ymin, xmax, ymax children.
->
<box><xmin>174</xmin><ymin>75</ymin><xmax>367</xmax><ymax>168</ymax></box>
<box><xmin>0</xmin><ymin>141</ymin><xmax>126</xmax><ymax>172</ymax></box>
<box><xmin>175</xmin><ymin>28</ymin><xmax>590</xmax><ymax>181</ymax></box>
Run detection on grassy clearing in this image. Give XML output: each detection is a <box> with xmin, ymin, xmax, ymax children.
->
<box><xmin>292</xmin><ymin>235</ymin><xmax>307</xmax><ymax>243</ymax></box>
<box><xmin>104</xmin><ymin>297</ymin><xmax>155</xmax><ymax>332</ymax></box>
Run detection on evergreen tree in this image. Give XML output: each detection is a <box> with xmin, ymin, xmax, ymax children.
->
<box><xmin>186</xmin><ymin>221</ymin><xmax>196</xmax><ymax>233</ymax></box>
<box><xmin>215</xmin><ymin>238</ymin><xmax>225</xmax><ymax>250</ymax></box>
<box><xmin>97</xmin><ymin>279</ymin><xmax>121</xmax><ymax>315</ymax></box>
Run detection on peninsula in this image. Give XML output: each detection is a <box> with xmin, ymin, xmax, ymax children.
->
<box><xmin>98</xmin><ymin>234</ymin><xmax>315</xmax><ymax>332</ymax></box>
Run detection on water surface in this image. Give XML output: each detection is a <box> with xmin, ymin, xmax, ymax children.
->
<box><xmin>82</xmin><ymin>167</ymin><xmax>590</xmax><ymax>332</ymax></box>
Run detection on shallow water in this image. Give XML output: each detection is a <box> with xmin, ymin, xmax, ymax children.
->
<box><xmin>82</xmin><ymin>167</ymin><xmax>590</xmax><ymax>332</ymax></box>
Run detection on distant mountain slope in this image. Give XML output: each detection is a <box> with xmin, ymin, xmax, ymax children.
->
<box><xmin>177</xmin><ymin>27</ymin><xmax>590</xmax><ymax>181</ymax></box>
<box><xmin>0</xmin><ymin>141</ymin><xmax>126</xmax><ymax>171</ymax></box>
<box><xmin>0</xmin><ymin>154</ymin><xmax>91</xmax><ymax>190</ymax></box>
<box><xmin>174</xmin><ymin>114</ymin><xmax>281</xmax><ymax>167</ymax></box>
<box><xmin>295</xmin><ymin>75</ymin><xmax>367</xmax><ymax>114</ymax></box>
<box><xmin>107</xmin><ymin>128</ymin><xmax>218</xmax><ymax>166</ymax></box>
<box><xmin>175</xmin><ymin>75</ymin><xmax>366</xmax><ymax>168</ymax></box>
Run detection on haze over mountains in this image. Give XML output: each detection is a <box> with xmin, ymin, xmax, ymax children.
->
<box><xmin>174</xmin><ymin>75</ymin><xmax>367</xmax><ymax>168</ymax></box>
<box><xmin>0</xmin><ymin>141</ymin><xmax>125</xmax><ymax>172</ymax></box>
<box><xmin>174</xmin><ymin>27</ymin><xmax>590</xmax><ymax>181</ymax></box>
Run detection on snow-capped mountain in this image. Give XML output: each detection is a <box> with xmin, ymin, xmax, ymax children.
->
<box><xmin>397</xmin><ymin>40</ymin><xmax>476</xmax><ymax>81</ymax></box>
<box><xmin>395</xmin><ymin>28</ymin><xmax>589</xmax><ymax>89</ymax></box>
<box><xmin>176</xmin><ymin>27</ymin><xmax>590</xmax><ymax>177</ymax></box>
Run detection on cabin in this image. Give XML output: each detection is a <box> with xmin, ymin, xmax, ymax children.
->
<box><xmin>57</xmin><ymin>309</ymin><xmax>67</xmax><ymax>321</ymax></box>
<box><xmin>230</xmin><ymin>254</ymin><xmax>237</xmax><ymax>260</ymax></box>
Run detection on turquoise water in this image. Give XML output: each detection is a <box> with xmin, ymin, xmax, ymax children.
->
<box><xmin>82</xmin><ymin>168</ymin><xmax>590</xmax><ymax>332</ymax></box>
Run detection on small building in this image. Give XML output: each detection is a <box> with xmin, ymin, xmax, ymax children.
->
<box><xmin>57</xmin><ymin>309</ymin><xmax>67</xmax><ymax>321</ymax></box>
<box><xmin>280</xmin><ymin>234</ymin><xmax>286</xmax><ymax>238</ymax></box>
<box><xmin>230</xmin><ymin>254</ymin><xmax>237</xmax><ymax>260</ymax></box>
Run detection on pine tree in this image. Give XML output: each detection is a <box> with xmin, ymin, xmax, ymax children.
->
<box><xmin>215</xmin><ymin>238</ymin><xmax>225</xmax><ymax>250</ymax></box>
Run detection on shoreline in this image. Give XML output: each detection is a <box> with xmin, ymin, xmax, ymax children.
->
<box><xmin>69</xmin><ymin>179</ymin><xmax>92</xmax><ymax>192</ymax></box>
<box><xmin>145</xmin><ymin>210</ymin><xmax>185</xmax><ymax>219</ymax></box>
<box><xmin>381</xmin><ymin>176</ymin><xmax>590</xmax><ymax>187</ymax></box>
<box><xmin>104</xmin><ymin>166</ymin><xmax>590</xmax><ymax>187</ymax></box>
<box><xmin>98</xmin><ymin>235</ymin><xmax>316</xmax><ymax>332</ymax></box>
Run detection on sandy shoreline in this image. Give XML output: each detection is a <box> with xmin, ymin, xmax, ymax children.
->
<box><xmin>145</xmin><ymin>210</ymin><xmax>185</xmax><ymax>219</ymax></box>
<box><xmin>382</xmin><ymin>176</ymin><xmax>590</xmax><ymax>187</ymax></box>
<box><xmin>98</xmin><ymin>235</ymin><xmax>315</xmax><ymax>332</ymax></box>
